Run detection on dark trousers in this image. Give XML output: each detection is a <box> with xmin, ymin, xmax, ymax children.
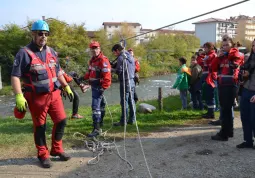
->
<box><xmin>240</xmin><ymin>88</ymin><xmax>255</xmax><ymax>144</ymax></box>
<box><xmin>205</xmin><ymin>83</ymin><xmax>215</xmax><ymax>115</ymax></box>
<box><xmin>120</xmin><ymin>79</ymin><xmax>136</xmax><ymax>123</ymax></box>
<box><xmin>70</xmin><ymin>86</ymin><xmax>79</xmax><ymax>115</ymax></box>
<box><xmin>219</xmin><ymin>85</ymin><xmax>237</xmax><ymax>137</ymax></box>
<box><xmin>91</xmin><ymin>87</ymin><xmax>105</xmax><ymax>125</ymax></box>
<box><xmin>190</xmin><ymin>89</ymin><xmax>203</xmax><ymax>110</ymax></box>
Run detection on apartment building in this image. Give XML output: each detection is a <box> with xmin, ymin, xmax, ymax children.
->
<box><xmin>193</xmin><ymin>18</ymin><xmax>237</xmax><ymax>45</ymax></box>
<box><xmin>102</xmin><ymin>22</ymin><xmax>195</xmax><ymax>45</ymax></box>
<box><xmin>228</xmin><ymin>15</ymin><xmax>255</xmax><ymax>42</ymax></box>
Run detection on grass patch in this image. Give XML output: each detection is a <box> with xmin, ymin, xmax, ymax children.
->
<box><xmin>0</xmin><ymin>95</ymin><xmax>214</xmax><ymax>158</ymax></box>
<box><xmin>0</xmin><ymin>85</ymin><xmax>13</xmax><ymax>96</ymax></box>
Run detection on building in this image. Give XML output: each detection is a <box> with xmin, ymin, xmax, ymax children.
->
<box><xmin>193</xmin><ymin>18</ymin><xmax>237</xmax><ymax>46</ymax></box>
<box><xmin>228</xmin><ymin>15</ymin><xmax>255</xmax><ymax>42</ymax></box>
<box><xmin>102</xmin><ymin>22</ymin><xmax>142</xmax><ymax>44</ymax></box>
<box><xmin>102</xmin><ymin>22</ymin><xmax>195</xmax><ymax>45</ymax></box>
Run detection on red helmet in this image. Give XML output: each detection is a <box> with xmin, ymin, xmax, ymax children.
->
<box><xmin>89</xmin><ymin>41</ymin><xmax>100</xmax><ymax>48</ymax></box>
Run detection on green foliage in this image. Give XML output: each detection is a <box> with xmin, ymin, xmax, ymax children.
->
<box><xmin>0</xmin><ymin>24</ymin><xmax>30</xmax><ymax>83</ymax></box>
<box><xmin>0</xmin><ymin>19</ymin><xmax>200</xmax><ymax>83</ymax></box>
<box><xmin>0</xmin><ymin>85</ymin><xmax>13</xmax><ymax>95</ymax></box>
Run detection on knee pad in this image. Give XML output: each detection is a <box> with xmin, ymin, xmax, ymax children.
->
<box><xmin>54</xmin><ymin>119</ymin><xmax>67</xmax><ymax>141</ymax></box>
<box><xmin>35</xmin><ymin>124</ymin><xmax>46</xmax><ymax>146</ymax></box>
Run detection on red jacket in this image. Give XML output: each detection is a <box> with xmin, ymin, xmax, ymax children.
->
<box><xmin>205</xmin><ymin>50</ymin><xmax>217</xmax><ymax>87</ymax></box>
<box><xmin>197</xmin><ymin>54</ymin><xmax>205</xmax><ymax>68</ymax></box>
<box><xmin>84</xmin><ymin>52</ymin><xmax>111</xmax><ymax>89</ymax></box>
<box><xmin>218</xmin><ymin>48</ymin><xmax>244</xmax><ymax>86</ymax></box>
<box><xmin>135</xmin><ymin>58</ymin><xmax>140</xmax><ymax>73</ymax></box>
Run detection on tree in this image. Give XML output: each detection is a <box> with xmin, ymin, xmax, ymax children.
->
<box><xmin>0</xmin><ymin>24</ymin><xmax>30</xmax><ymax>83</ymax></box>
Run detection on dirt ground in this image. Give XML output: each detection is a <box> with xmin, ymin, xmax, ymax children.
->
<box><xmin>1</xmin><ymin>118</ymin><xmax>255</xmax><ymax>178</ymax></box>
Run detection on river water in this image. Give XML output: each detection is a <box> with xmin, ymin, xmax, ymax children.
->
<box><xmin>0</xmin><ymin>74</ymin><xmax>178</xmax><ymax>117</ymax></box>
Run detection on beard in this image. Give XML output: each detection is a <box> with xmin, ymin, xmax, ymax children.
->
<box><xmin>34</xmin><ymin>36</ymin><xmax>47</xmax><ymax>48</ymax></box>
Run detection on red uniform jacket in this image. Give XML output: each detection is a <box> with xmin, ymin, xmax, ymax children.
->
<box><xmin>205</xmin><ymin>50</ymin><xmax>217</xmax><ymax>87</ymax></box>
<box><xmin>197</xmin><ymin>54</ymin><xmax>205</xmax><ymax>68</ymax></box>
<box><xmin>84</xmin><ymin>52</ymin><xmax>111</xmax><ymax>89</ymax></box>
<box><xmin>135</xmin><ymin>58</ymin><xmax>140</xmax><ymax>73</ymax></box>
<box><xmin>218</xmin><ymin>48</ymin><xmax>244</xmax><ymax>86</ymax></box>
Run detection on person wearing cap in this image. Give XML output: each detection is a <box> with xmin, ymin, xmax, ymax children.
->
<box><xmin>11</xmin><ymin>20</ymin><xmax>73</xmax><ymax>168</ymax></box>
<box><xmin>112</xmin><ymin>44</ymin><xmax>136</xmax><ymax>126</ymax></box>
<box><xmin>128</xmin><ymin>48</ymin><xmax>140</xmax><ymax>103</ymax></box>
<box><xmin>81</xmin><ymin>41</ymin><xmax>111</xmax><ymax>137</ymax></box>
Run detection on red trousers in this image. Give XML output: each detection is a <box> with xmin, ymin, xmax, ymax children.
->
<box><xmin>25</xmin><ymin>89</ymin><xmax>66</xmax><ymax>160</ymax></box>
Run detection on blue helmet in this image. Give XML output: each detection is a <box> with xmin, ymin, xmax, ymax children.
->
<box><xmin>31</xmin><ymin>20</ymin><xmax>49</xmax><ymax>32</ymax></box>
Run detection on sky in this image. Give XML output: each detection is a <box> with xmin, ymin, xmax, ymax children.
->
<box><xmin>0</xmin><ymin>0</ymin><xmax>254</xmax><ymax>31</ymax></box>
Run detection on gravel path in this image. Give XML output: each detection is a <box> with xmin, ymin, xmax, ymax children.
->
<box><xmin>1</xmin><ymin>117</ymin><xmax>255</xmax><ymax>178</ymax></box>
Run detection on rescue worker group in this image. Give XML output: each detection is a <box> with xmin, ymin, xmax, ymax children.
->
<box><xmin>10</xmin><ymin>20</ymin><xmax>255</xmax><ymax>169</ymax></box>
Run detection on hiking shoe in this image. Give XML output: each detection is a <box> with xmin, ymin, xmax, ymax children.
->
<box><xmin>236</xmin><ymin>142</ymin><xmax>253</xmax><ymax>148</ymax></box>
<box><xmin>211</xmin><ymin>133</ymin><xmax>228</xmax><ymax>141</ymax></box>
<box><xmin>50</xmin><ymin>152</ymin><xmax>71</xmax><ymax>161</ymax></box>
<box><xmin>208</xmin><ymin>119</ymin><xmax>221</xmax><ymax>126</ymax></box>
<box><xmin>113</xmin><ymin>122</ymin><xmax>126</xmax><ymax>127</ymax></box>
<box><xmin>87</xmin><ymin>129</ymin><xmax>101</xmax><ymax>138</ymax></box>
<box><xmin>71</xmin><ymin>114</ymin><xmax>83</xmax><ymax>119</ymax></box>
<box><xmin>38</xmin><ymin>157</ymin><xmax>52</xmax><ymax>168</ymax></box>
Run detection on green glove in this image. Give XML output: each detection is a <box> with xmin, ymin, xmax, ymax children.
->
<box><xmin>64</xmin><ymin>85</ymin><xmax>74</xmax><ymax>102</ymax></box>
<box><xmin>15</xmin><ymin>93</ymin><xmax>28</xmax><ymax>112</ymax></box>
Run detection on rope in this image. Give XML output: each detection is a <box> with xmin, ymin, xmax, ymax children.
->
<box><xmin>122</xmin><ymin>45</ymin><xmax>128</xmax><ymax>160</ymax></box>
<box><xmin>72</xmin><ymin>93</ymin><xmax>134</xmax><ymax>170</ymax></box>
<box><xmin>104</xmin><ymin>0</ymin><xmax>250</xmax><ymax>47</ymax></box>
<box><xmin>122</xmin><ymin>47</ymin><xmax>153</xmax><ymax>178</ymax></box>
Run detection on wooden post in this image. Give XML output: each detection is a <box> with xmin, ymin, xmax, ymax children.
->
<box><xmin>158</xmin><ymin>87</ymin><xmax>163</xmax><ymax>111</ymax></box>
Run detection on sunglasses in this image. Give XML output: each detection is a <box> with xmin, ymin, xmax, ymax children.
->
<box><xmin>37</xmin><ymin>32</ymin><xmax>49</xmax><ymax>37</ymax></box>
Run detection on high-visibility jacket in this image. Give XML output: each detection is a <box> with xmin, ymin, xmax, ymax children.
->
<box><xmin>23</xmin><ymin>47</ymin><xmax>61</xmax><ymax>93</ymax></box>
<box><xmin>204</xmin><ymin>50</ymin><xmax>217</xmax><ymax>87</ymax></box>
<box><xmin>218</xmin><ymin>48</ymin><xmax>244</xmax><ymax>86</ymax></box>
<box><xmin>135</xmin><ymin>58</ymin><xmax>140</xmax><ymax>73</ymax></box>
<box><xmin>197</xmin><ymin>54</ymin><xmax>205</xmax><ymax>68</ymax></box>
<box><xmin>84</xmin><ymin>52</ymin><xmax>111</xmax><ymax>89</ymax></box>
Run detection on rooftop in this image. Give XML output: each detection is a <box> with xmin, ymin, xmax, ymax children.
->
<box><xmin>102</xmin><ymin>22</ymin><xmax>141</xmax><ymax>26</ymax></box>
<box><xmin>193</xmin><ymin>18</ymin><xmax>233</xmax><ymax>24</ymax></box>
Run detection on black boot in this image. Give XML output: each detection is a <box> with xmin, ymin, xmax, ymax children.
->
<box><xmin>202</xmin><ymin>113</ymin><xmax>215</xmax><ymax>119</ymax></box>
<box><xmin>211</xmin><ymin>130</ymin><xmax>228</xmax><ymax>141</ymax></box>
<box><xmin>208</xmin><ymin>119</ymin><xmax>221</xmax><ymax>126</ymax></box>
<box><xmin>87</xmin><ymin>123</ymin><xmax>101</xmax><ymax>138</ymax></box>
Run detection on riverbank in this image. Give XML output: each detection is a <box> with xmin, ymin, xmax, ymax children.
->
<box><xmin>0</xmin><ymin>95</ymin><xmax>207</xmax><ymax>159</ymax></box>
